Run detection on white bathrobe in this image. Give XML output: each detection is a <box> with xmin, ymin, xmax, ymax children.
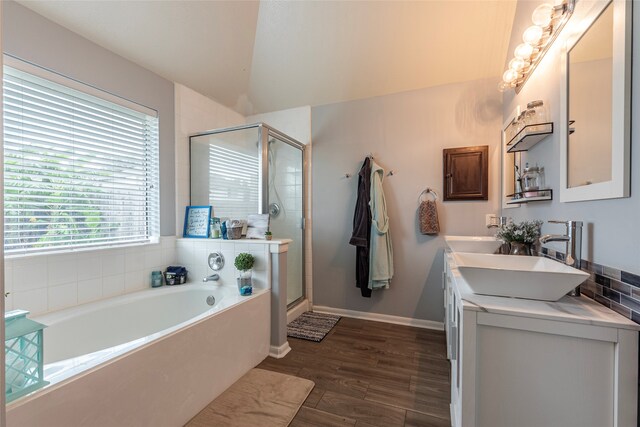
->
<box><xmin>368</xmin><ymin>160</ymin><xmax>394</xmax><ymax>290</ymax></box>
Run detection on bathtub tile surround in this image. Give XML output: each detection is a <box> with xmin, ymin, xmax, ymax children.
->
<box><xmin>538</xmin><ymin>247</ymin><xmax>640</xmax><ymax>325</ymax></box>
<box><xmin>175</xmin><ymin>237</ymin><xmax>293</xmax><ymax>358</ymax></box>
<box><xmin>4</xmin><ymin>236</ymin><xmax>177</xmax><ymax>316</ymax></box>
<box><xmin>176</xmin><ymin>238</ymin><xmax>269</xmax><ymax>289</ymax></box>
<box><xmin>6</xmin><ymin>286</ymin><xmax>271</xmax><ymax>426</ymax></box>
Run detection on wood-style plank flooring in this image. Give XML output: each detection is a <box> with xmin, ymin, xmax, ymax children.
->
<box><xmin>257</xmin><ymin>317</ymin><xmax>451</xmax><ymax>427</ymax></box>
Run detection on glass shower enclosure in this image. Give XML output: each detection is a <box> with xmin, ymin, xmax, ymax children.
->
<box><xmin>189</xmin><ymin>123</ymin><xmax>306</xmax><ymax>307</ymax></box>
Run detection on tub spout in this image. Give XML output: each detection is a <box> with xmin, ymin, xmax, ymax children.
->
<box><xmin>203</xmin><ymin>274</ymin><xmax>220</xmax><ymax>282</ymax></box>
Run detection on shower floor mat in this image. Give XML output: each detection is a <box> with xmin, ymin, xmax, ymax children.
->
<box><xmin>287</xmin><ymin>311</ymin><xmax>341</xmax><ymax>342</ymax></box>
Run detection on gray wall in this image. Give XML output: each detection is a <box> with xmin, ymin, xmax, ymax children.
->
<box><xmin>502</xmin><ymin>1</ymin><xmax>640</xmax><ymax>274</ymax></box>
<box><xmin>311</xmin><ymin>79</ymin><xmax>502</xmax><ymax>321</ymax></box>
<box><xmin>3</xmin><ymin>1</ymin><xmax>176</xmax><ymax>235</ymax></box>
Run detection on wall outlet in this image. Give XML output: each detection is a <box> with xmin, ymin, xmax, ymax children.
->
<box><xmin>486</xmin><ymin>214</ymin><xmax>499</xmax><ymax>228</ymax></box>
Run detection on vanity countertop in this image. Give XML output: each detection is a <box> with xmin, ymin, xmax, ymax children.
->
<box><xmin>446</xmin><ymin>252</ymin><xmax>640</xmax><ymax>332</ymax></box>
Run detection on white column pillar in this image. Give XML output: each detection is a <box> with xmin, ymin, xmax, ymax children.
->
<box><xmin>269</xmin><ymin>241</ymin><xmax>290</xmax><ymax>358</ymax></box>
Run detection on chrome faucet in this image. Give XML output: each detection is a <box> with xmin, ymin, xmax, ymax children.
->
<box><xmin>539</xmin><ymin>220</ymin><xmax>583</xmax><ymax>296</ymax></box>
<box><xmin>202</xmin><ymin>274</ymin><xmax>220</xmax><ymax>282</ymax></box>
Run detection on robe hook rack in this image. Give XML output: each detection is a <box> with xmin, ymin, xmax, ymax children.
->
<box><xmin>345</xmin><ymin>154</ymin><xmax>394</xmax><ymax>178</ymax></box>
<box><xmin>345</xmin><ymin>170</ymin><xmax>395</xmax><ymax>179</ymax></box>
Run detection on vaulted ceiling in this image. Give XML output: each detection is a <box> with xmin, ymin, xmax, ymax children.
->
<box><xmin>17</xmin><ymin>0</ymin><xmax>517</xmax><ymax>115</ymax></box>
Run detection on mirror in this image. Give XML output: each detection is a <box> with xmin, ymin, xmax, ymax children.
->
<box><xmin>568</xmin><ymin>3</ymin><xmax>612</xmax><ymax>188</ymax></box>
<box><xmin>560</xmin><ymin>0</ymin><xmax>631</xmax><ymax>202</ymax></box>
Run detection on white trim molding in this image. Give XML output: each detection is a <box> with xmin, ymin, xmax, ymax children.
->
<box><xmin>287</xmin><ymin>299</ymin><xmax>309</xmax><ymax>324</ymax></box>
<box><xmin>268</xmin><ymin>342</ymin><xmax>291</xmax><ymax>359</ymax></box>
<box><xmin>313</xmin><ymin>306</ymin><xmax>444</xmax><ymax>331</ymax></box>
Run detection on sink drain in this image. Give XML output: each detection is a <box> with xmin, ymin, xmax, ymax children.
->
<box><xmin>206</xmin><ymin>295</ymin><xmax>216</xmax><ymax>306</ymax></box>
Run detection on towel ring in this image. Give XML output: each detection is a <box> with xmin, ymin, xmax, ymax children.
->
<box><xmin>418</xmin><ymin>188</ymin><xmax>438</xmax><ymax>203</ymax></box>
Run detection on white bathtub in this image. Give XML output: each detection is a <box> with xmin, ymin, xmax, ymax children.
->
<box><xmin>6</xmin><ymin>284</ymin><xmax>271</xmax><ymax>426</ymax></box>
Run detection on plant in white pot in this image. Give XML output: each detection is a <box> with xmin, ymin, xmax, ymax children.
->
<box><xmin>234</xmin><ymin>253</ymin><xmax>254</xmax><ymax>296</ymax></box>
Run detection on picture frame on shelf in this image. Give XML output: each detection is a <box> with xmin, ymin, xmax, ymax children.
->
<box><xmin>183</xmin><ymin>206</ymin><xmax>212</xmax><ymax>238</ymax></box>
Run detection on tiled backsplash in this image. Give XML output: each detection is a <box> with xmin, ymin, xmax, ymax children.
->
<box><xmin>4</xmin><ymin>236</ymin><xmax>276</xmax><ymax>317</ymax></box>
<box><xmin>5</xmin><ymin>236</ymin><xmax>177</xmax><ymax>316</ymax></box>
<box><xmin>539</xmin><ymin>247</ymin><xmax>640</xmax><ymax>323</ymax></box>
<box><xmin>175</xmin><ymin>238</ymin><xmax>269</xmax><ymax>290</ymax></box>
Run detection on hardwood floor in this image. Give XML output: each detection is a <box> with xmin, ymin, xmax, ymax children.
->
<box><xmin>257</xmin><ymin>317</ymin><xmax>451</xmax><ymax>427</ymax></box>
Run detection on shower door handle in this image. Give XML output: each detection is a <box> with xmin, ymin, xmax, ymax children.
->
<box><xmin>300</xmin><ymin>217</ymin><xmax>306</xmax><ymax>229</ymax></box>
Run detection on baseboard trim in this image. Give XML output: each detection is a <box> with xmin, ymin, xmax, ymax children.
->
<box><xmin>287</xmin><ymin>299</ymin><xmax>309</xmax><ymax>324</ymax></box>
<box><xmin>313</xmin><ymin>305</ymin><xmax>444</xmax><ymax>330</ymax></box>
<box><xmin>269</xmin><ymin>342</ymin><xmax>291</xmax><ymax>359</ymax></box>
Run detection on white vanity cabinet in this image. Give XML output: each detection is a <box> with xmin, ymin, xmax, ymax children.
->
<box><xmin>444</xmin><ymin>252</ymin><xmax>639</xmax><ymax>427</ymax></box>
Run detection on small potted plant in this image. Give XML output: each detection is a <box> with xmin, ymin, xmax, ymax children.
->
<box><xmin>234</xmin><ymin>253</ymin><xmax>255</xmax><ymax>296</ymax></box>
<box><xmin>264</xmin><ymin>231</ymin><xmax>273</xmax><ymax>241</ymax></box>
<box><xmin>495</xmin><ymin>219</ymin><xmax>543</xmax><ymax>256</ymax></box>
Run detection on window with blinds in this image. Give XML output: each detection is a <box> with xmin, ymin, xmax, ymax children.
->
<box><xmin>208</xmin><ymin>144</ymin><xmax>259</xmax><ymax>220</ymax></box>
<box><xmin>3</xmin><ymin>63</ymin><xmax>159</xmax><ymax>254</ymax></box>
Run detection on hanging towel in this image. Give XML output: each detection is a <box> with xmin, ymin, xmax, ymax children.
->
<box><xmin>419</xmin><ymin>200</ymin><xmax>440</xmax><ymax>235</ymax></box>
<box><xmin>349</xmin><ymin>157</ymin><xmax>373</xmax><ymax>298</ymax></box>
<box><xmin>369</xmin><ymin>160</ymin><xmax>393</xmax><ymax>290</ymax></box>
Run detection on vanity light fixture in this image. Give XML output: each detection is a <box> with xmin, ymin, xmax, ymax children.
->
<box><xmin>499</xmin><ymin>0</ymin><xmax>575</xmax><ymax>93</ymax></box>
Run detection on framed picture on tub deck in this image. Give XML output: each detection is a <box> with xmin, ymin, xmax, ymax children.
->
<box><xmin>183</xmin><ymin>206</ymin><xmax>212</xmax><ymax>238</ymax></box>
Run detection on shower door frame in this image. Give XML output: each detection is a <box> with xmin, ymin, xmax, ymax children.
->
<box><xmin>259</xmin><ymin>123</ymin><xmax>307</xmax><ymax>309</ymax></box>
<box><xmin>189</xmin><ymin>123</ymin><xmax>307</xmax><ymax>309</ymax></box>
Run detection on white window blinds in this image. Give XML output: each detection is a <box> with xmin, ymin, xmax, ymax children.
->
<box><xmin>208</xmin><ymin>144</ymin><xmax>259</xmax><ymax>220</ymax></box>
<box><xmin>3</xmin><ymin>64</ymin><xmax>159</xmax><ymax>254</ymax></box>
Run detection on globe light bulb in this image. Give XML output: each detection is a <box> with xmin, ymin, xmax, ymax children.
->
<box><xmin>509</xmin><ymin>58</ymin><xmax>527</xmax><ymax>71</ymax></box>
<box><xmin>503</xmin><ymin>69</ymin><xmax>519</xmax><ymax>84</ymax></box>
<box><xmin>498</xmin><ymin>81</ymin><xmax>512</xmax><ymax>92</ymax></box>
<box><xmin>514</xmin><ymin>43</ymin><xmax>534</xmax><ymax>60</ymax></box>
<box><xmin>532</xmin><ymin>3</ymin><xmax>554</xmax><ymax>27</ymax></box>
<box><xmin>523</xmin><ymin>25</ymin><xmax>544</xmax><ymax>45</ymax></box>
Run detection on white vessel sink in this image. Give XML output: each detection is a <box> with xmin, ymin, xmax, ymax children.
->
<box><xmin>445</xmin><ymin>235</ymin><xmax>502</xmax><ymax>254</ymax></box>
<box><xmin>452</xmin><ymin>252</ymin><xmax>590</xmax><ymax>301</ymax></box>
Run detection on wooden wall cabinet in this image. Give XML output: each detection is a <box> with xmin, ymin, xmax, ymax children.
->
<box><xmin>443</xmin><ymin>146</ymin><xmax>488</xmax><ymax>201</ymax></box>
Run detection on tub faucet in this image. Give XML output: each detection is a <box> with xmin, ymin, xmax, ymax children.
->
<box><xmin>539</xmin><ymin>220</ymin><xmax>583</xmax><ymax>296</ymax></box>
<box><xmin>203</xmin><ymin>274</ymin><xmax>220</xmax><ymax>282</ymax></box>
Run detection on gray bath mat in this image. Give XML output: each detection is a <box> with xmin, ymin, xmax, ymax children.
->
<box><xmin>186</xmin><ymin>368</ymin><xmax>314</xmax><ymax>427</ymax></box>
<box><xmin>287</xmin><ymin>311</ymin><xmax>341</xmax><ymax>342</ymax></box>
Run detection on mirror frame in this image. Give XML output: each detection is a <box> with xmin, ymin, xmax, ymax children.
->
<box><xmin>559</xmin><ymin>0</ymin><xmax>631</xmax><ymax>202</ymax></box>
<box><xmin>501</xmin><ymin>106</ymin><xmax>521</xmax><ymax>210</ymax></box>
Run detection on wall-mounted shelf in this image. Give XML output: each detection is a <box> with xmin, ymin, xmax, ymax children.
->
<box><xmin>506</xmin><ymin>122</ymin><xmax>554</xmax><ymax>153</ymax></box>
<box><xmin>506</xmin><ymin>188</ymin><xmax>553</xmax><ymax>205</ymax></box>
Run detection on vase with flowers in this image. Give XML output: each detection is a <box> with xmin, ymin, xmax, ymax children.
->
<box><xmin>495</xmin><ymin>219</ymin><xmax>543</xmax><ymax>255</ymax></box>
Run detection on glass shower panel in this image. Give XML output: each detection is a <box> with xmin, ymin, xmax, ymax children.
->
<box><xmin>190</xmin><ymin>127</ymin><xmax>260</xmax><ymax>220</ymax></box>
<box><xmin>267</xmin><ymin>135</ymin><xmax>304</xmax><ymax>306</ymax></box>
